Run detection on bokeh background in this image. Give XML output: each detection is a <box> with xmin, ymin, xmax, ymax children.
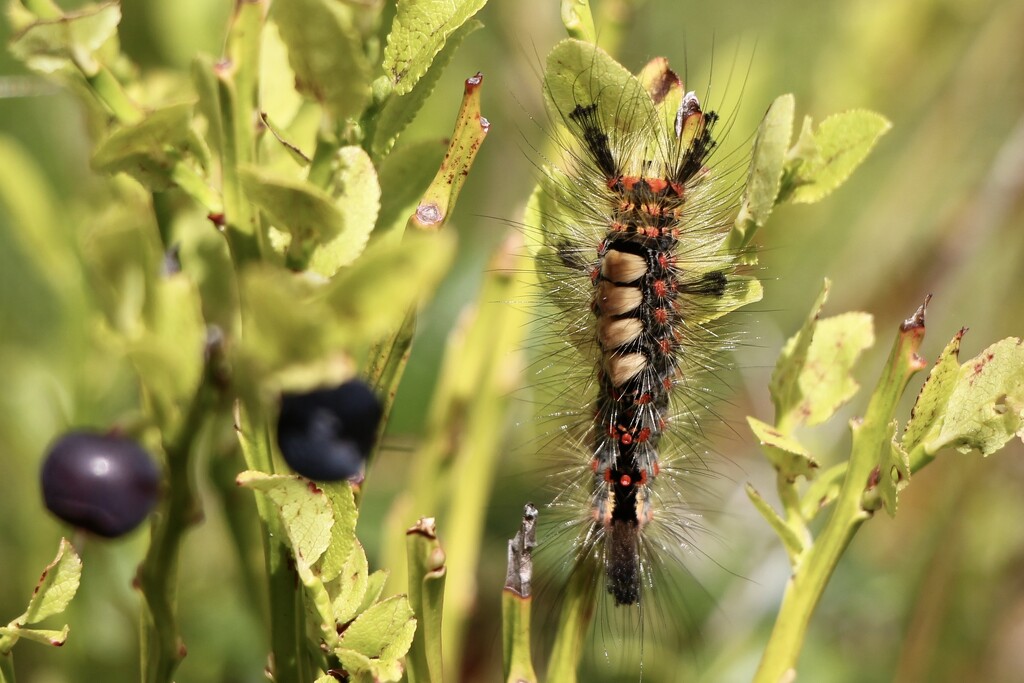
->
<box><xmin>2</xmin><ymin>0</ymin><xmax>1023</xmax><ymax>681</ymax></box>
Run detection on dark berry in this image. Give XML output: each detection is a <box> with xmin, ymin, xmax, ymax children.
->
<box><xmin>276</xmin><ymin>380</ymin><xmax>383</xmax><ymax>481</ymax></box>
<box><xmin>40</xmin><ymin>431</ymin><xmax>162</xmax><ymax>538</ymax></box>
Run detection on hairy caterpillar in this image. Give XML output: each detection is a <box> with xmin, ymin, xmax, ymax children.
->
<box><xmin>527</xmin><ymin>38</ymin><xmax>762</xmax><ymax>655</ymax></box>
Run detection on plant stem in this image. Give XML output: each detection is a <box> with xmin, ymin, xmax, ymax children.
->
<box><xmin>0</xmin><ymin>652</ymin><xmax>15</xmax><ymax>683</ymax></box>
<box><xmin>236</xmin><ymin>405</ymin><xmax>305</xmax><ymax>683</ymax></box>
<box><xmin>754</xmin><ymin>305</ymin><xmax>927</xmax><ymax>682</ymax></box>
<box><xmin>137</xmin><ymin>371</ymin><xmax>218</xmax><ymax>683</ymax></box>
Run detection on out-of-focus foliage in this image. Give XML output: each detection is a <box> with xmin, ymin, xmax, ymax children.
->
<box><xmin>1</xmin><ymin>0</ymin><xmax>1022</xmax><ymax>682</ymax></box>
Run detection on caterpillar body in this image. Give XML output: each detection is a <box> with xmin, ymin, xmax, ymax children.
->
<box><xmin>529</xmin><ymin>38</ymin><xmax>761</xmax><ymax>641</ymax></box>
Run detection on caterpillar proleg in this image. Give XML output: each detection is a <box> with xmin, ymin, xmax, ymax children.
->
<box><xmin>527</xmin><ymin>38</ymin><xmax>762</xmax><ymax>658</ymax></box>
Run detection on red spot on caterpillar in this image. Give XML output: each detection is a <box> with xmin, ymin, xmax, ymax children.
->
<box><xmin>647</xmin><ymin>178</ymin><xmax>668</xmax><ymax>193</ymax></box>
<box><xmin>653</xmin><ymin>461</ymin><xmax>661</xmax><ymax>476</ymax></box>
<box><xmin>653</xmin><ymin>280</ymin><xmax>668</xmax><ymax>298</ymax></box>
<box><xmin>637</xmin><ymin>428</ymin><xmax>651</xmax><ymax>443</ymax></box>
<box><xmin>637</xmin><ymin>392</ymin><xmax>652</xmax><ymax>404</ymax></box>
<box><xmin>621</xmin><ymin>431</ymin><xmax>634</xmax><ymax>445</ymax></box>
<box><xmin>654</xmin><ymin>308</ymin><xmax>669</xmax><ymax>324</ymax></box>
<box><xmin>604</xmin><ymin>469</ymin><xmax>615</xmax><ymax>483</ymax></box>
<box><xmin>591</xmin><ymin>458</ymin><xmax>599</xmax><ymax>472</ymax></box>
<box><xmin>619</xmin><ymin>474</ymin><xmax>632</xmax><ymax>487</ymax></box>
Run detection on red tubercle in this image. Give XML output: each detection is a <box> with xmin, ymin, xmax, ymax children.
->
<box><xmin>652</xmin><ymin>280</ymin><xmax>668</xmax><ymax>298</ymax></box>
<box><xmin>658</xmin><ymin>338</ymin><xmax>673</xmax><ymax>355</ymax></box>
<box><xmin>637</xmin><ymin>427</ymin><xmax>651</xmax><ymax>443</ymax></box>
<box><xmin>591</xmin><ymin>458</ymin><xmax>599</xmax><ymax>472</ymax></box>
<box><xmin>620</xmin><ymin>432</ymin><xmax>633</xmax><ymax>445</ymax></box>
<box><xmin>604</xmin><ymin>468</ymin><xmax>614</xmax><ymax>484</ymax></box>
<box><xmin>646</xmin><ymin>178</ymin><xmax>668</xmax><ymax>193</ymax></box>
<box><xmin>654</xmin><ymin>308</ymin><xmax>669</xmax><ymax>324</ymax></box>
<box><xmin>619</xmin><ymin>474</ymin><xmax>632</xmax><ymax>487</ymax></box>
<box><xmin>653</xmin><ymin>461</ymin><xmax>661</xmax><ymax>476</ymax></box>
<box><xmin>637</xmin><ymin>392</ymin><xmax>652</xmax><ymax>405</ymax></box>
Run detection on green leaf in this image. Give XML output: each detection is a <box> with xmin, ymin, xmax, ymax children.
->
<box><xmin>879</xmin><ymin>420</ymin><xmax>910</xmax><ymax>517</ymax></box>
<box><xmin>92</xmin><ymin>102</ymin><xmax>205</xmax><ymax>191</ymax></box>
<box><xmin>239</xmin><ymin>165</ymin><xmax>344</xmax><ymax>254</ymax></box>
<box><xmin>687</xmin><ymin>274</ymin><xmax>764</xmax><ymax>325</ymax></box>
<box><xmin>746</xmin><ymin>484</ymin><xmax>805</xmax><ymax>561</ymax></box>
<box><xmin>929</xmin><ymin>338</ymin><xmax>1024</xmax><ymax>456</ymax></box>
<box><xmin>544</xmin><ymin>39</ymin><xmax>654</xmax><ymax>141</ymax></box>
<box><xmin>336</xmin><ymin>595</ymin><xmax>417</xmax><ymax>682</ymax></box>
<box><xmin>271</xmin><ymin>0</ymin><xmax>371</xmax><ymax>121</ymax></box>
<box><xmin>236</xmin><ymin>471</ymin><xmax>333</xmax><ymax>564</ymax></box>
<box><xmin>382</xmin><ymin>0</ymin><xmax>487</xmax><ymax>96</ymax></box>
<box><xmin>781</xmin><ymin>110</ymin><xmax>891</xmax><ymax>204</ymax></box>
<box><xmin>798</xmin><ymin>312</ymin><xmax>876</xmax><ymax>426</ymax></box>
<box><xmin>0</xmin><ymin>625</ymin><xmax>69</xmax><ymax>647</ymax></box>
<box><xmin>359</xmin><ymin>571</ymin><xmax>390</xmax><ymax>615</ymax></box>
<box><xmin>21</xmin><ymin>539</ymin><xmax>81</xmax><ymax>625</ymax></box>
<box><xmin>731</xmin><ymin>93</ymin><xmax>795</xmax><ymax>252</ymax></box>
<box><xmin>372</xmin><ymin>19</ymin><xmax>482</xmax><ymax>157</ymax></box>
<box><xmin>903</xmin><ymin>329</ymin><xmax>965</xmax><ymax>452</ymax></box>
<box><xmin>308</xmin><ymin>146</ymin><xmax>380</xmax><ymax>277</ymax></box>
<box><xmin>321</xmin><ymin>230</ymin><xmax>456</xmax><ymax>342</ymax></box>
<box><xmin>8</xmin><ymin>1</ymin><xmax>120</xmax><ymax>76</ymax></box>
<box><xmin>748</xmin><ymin>417</ymin><xmax>819</xmax><ymax>481</ymax></box>
<box><xmin>331</xmin><ymin>541</ymin><xmax>369</xmax><ymax>627</ymax></box>
<box><xmin>770</xmin><ymin>279</ymin><xmax>830</xmax><ymax>429</ymax></box>
<box><xmin>125</xmin><ymin>273</ymin><xmax>206</xmax><ymax>426</ymax></box>
<box><xmin>319</xmin><ymin>482</ymin><xmax>359</xmax><ymax>583</ymax></box>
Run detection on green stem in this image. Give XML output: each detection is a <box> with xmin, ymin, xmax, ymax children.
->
<box><xmin>0</xmin><ymin>651</ymin><xmax>14</xmax><ymax>683</ymax></box>
<box><xmin>755</xmin><ymin>307</ymin><xmax>927</xmax><ymax>682</ymax></box>
<box><xmin>82</xmin><ymin>65</ymin><xmax>144</xmax><ymax>124</ymax></box>
<box><xmin>137</xmin><ymin>372</ymin><xmax>219</xmax><ymax>683</ymax></box>
<box><xmin>236</xmin><ymin>404</ymin><xmax>305</xmax><ymax>683</ymax></box>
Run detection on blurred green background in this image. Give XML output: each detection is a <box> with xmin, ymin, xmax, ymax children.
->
<box><xmin>2</xmin><ymin>0</ymin><xmax>1023</xmax><ymax>681</ymax></box>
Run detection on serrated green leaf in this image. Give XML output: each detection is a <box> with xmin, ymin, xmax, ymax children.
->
<box><xmin>731</xmin><ymin>93</ymin><xmax>795</xmax><ymax>251</ymax></box>
<box><xmin>239</xmin><ymin>165</ymin><xmax>343</xmax><ymax>251</ymax></box>
<box><xmin>746</xmin><ymin>484</ymin><xmax>804</xmax><ymax>561</ymax></box>
<box><xmin>336</xmin><ymin>595</ymin><xmax>416</xmax><ymax>682</ymax></box>
<box><xmin>92</xmin><ymin>102</ymin><xmax>204</xmax><ymax>191</ymax></box>
<box><xmin>319</xmin><ymin>482</ymin><xmax>358</xmax><ymax>583</ymax></box>
<box><xmin>879</xmin><ymin>420</ymin><xmax>910</xmax><ymax>517</ymax></box>
<box><xmin>783</xmin><ymin>110</ymin><xmax>891</xmax><ymax>204</ymax></box>
<box><xmin>798</xmin><ymin>312</ymin><xmax>875</xmax><ymax>426</ymax></box>
<box><xmin>308</xmin><ymin>147</ymin><xmax>380</xmax><ymax>277</ymax></box>
<box><xmin>372</xmin><ymin>19</ymin><xmax>482</xmax><ymax>157</ymax></box>
<box><xmin>22</xmin><ymin>539</ymin><xmax>81</xmax><ymax>625</ymax></box>
<box><xmin>771</xmin><ymin>279</ymin><xmax>830</xmax><ymax>430</ymax></box>
<box><xmin>9</xmin><ymin>1</ymin><xmax>120</xmax><ymax>75</ymax></box>
<box><xmin>358</xmin><ymin>571</ymin><xmax>389</xmax><ymax>615</ymax></box>
<box><xmin>544</xmin><ymin>39</ymin><xmax>654</xmax><ymax>141</ymax></box>
<box><xmin>903</xmin><ymin>330</ymin><xmax>964</xmax><ymax>451</ymax></box>
<box><xmin>271</xmin><ymin>0</ymin><xmax>371</xmax><ymax>121</ymax></box>
<box><xmin>382</xmin><ymin>0</ymin><xmax>486</xmax><ymax>96</ymax></box>
<box><xmin>0</xmin><ymin>625</ymin><xmax>69</xmax><ymax>647</ymax></box>
<box><xmin>331</xmin><ymin>541</ymin><xmax>369</xmax><ymax>627</ymax></box>
<box><xmin>374</xmin><ymin>138</ymin><xmax>446</xmax><ymax>245</ymax></box>
<box><xmin>748</xmin><ymin>417</ymin><xmax>819</xmax><ymax>481</ymax></box>
<box><xmin>928</xmin><ymin>338</ymin><xmax>1024</xmax><ymax>456</ymax></box>
<box><xmin>236</xmin><ymin>471</ymin><xmax>333</xmax><ymax>564</ymax></box>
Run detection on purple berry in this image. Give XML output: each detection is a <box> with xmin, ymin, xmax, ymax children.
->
<box><xmin>41</xmin><ymin>431</ymin><xmax>162</xmax><ymax>538</ymax></box>
<box><xmin>277</xmin><ymin>380</ymin><xmax>383</xmax><ymax>481</ymax></box>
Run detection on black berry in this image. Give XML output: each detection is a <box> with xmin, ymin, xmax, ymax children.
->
<box><xmin>276</xmin><ymin>380</ymin><xmax>383</xmax><ymax>481</ymax></box>
<box><xmin>40</xmin><ymin>431</ymin><xmax>162</xmax><ymax>538</ymax></box>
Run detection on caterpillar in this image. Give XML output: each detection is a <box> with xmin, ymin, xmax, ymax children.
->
<box><xmin>528</xmin><ymin>38</ymin><xmax>761</xmax><ymax>652</ymax></box>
